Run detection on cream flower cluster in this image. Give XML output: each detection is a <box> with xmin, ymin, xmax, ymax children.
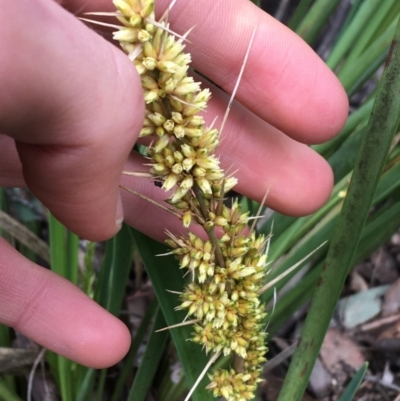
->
<box><xmin>112</xmin><ymin>1</ymin><xmax>269</xmax><ymax>399</ymax></box>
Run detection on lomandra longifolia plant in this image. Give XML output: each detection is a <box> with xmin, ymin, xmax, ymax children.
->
<box><xmin>94</xmin><ymin>0</ymin><xmax>270</xmax><ymax>399</ymax></box>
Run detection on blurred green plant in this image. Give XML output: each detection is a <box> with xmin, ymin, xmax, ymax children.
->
<box><xmin>338</xmin><ymin>363</ymin><xmax>368</xmax><ymax>401</ymax></box>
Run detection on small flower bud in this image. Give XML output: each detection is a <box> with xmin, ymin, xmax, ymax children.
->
<box><xmin>174</xmin><ymin>80</ymin><xmax>201</xmax><ymax>96</ymax></box>
<box><xmin>129</xmin><ymin>14</ymin><xmax>142</xmax><ymax>27</ymax></box>
<box><xmin>173</xmin><ymin>125</ymin><xmax>185</xmax><ymax>138</ymax></box>
<box><xmin>163</xmin><ymin>119</ymin><xmax>175</xmax><ymax>132</ymax></box>
<box><xmin>163</xmin><ymin>173</ymin><xmax>180</xmax><ymax>191</ymax></box>
<box><xmin>214</xmin><ymin>216</ymin><xmax>228</xmax><ymax>227</ymax></box>
<box><xmin>180</xmin><ymin>176</ymin><xmax>194</xmax><ymax>190</ymax></box>
<box><xmin>140</xmin><ymin>0</ymin><xmax>155</xmax><ymax>18</ymax></box>
<box><xmin>181</xmin><ymin>144</ymin><xmax>196</xmax><ymax>158</ymax></box>
<box><xmin>164</xmin><ymin>155</ymin><xmax>175</xmax><ymax>168</ymax></box>
<box><xmin>196</xmin><ymin>156</ymin><xmax>219</xmax><ymax>170</ymax></box>
<box><xmin>171</xmin><ymin>112</ymin><xmax>184</xmax><ymax>124</ymax></box>
<box><xmin>154</xmin><ymin>135</ymin><xmax>169</xmax><ymax>153</ymax></box>
<box><xmin>141</xmin><ymin>75</ymin><xmax>158</xmax><ymax>90</ymax></box>
<box><xmin>144</xmin><ymin>89</ymin><xmax>158</xmax><ymax>103</ymax></box>
<box><xmin>161</xmin><ymin>40</ymin><xmax>184</xmax><ymax>61</ymax></box>
<box><xmin>184</xmin><ymin>127</ymin><xmax>203</xmax><ymax>138</ymax></box>
<box><xmin>164</xmin><ymin>78</ymin><xmax>177</xmax><ymax>93</ymax></box>
<box><xmin>193</xmin><ymin>166</ymin><xmax>206</xmax><ymax>177</ymax></box>
<box><xmin>143</xmin><ymin>41</ymin><xmax>157</xmax><ymax>58</ymax></box>
<box><xmin>172</xmin><ymin>152</ymin><xmax>183</xmax><ymax>163</ymax></box>
<box><xmin>142</xmin><ymin>56</ymin><xmax>157</xmax><ymax>70</ymax></box>
<box><xmin>145</xmin><ymin>23</ymin><xmax>156</xmax><ymax>34</ymax></box>
<box><xmin>113</xmin><ymin>27</ymin><xmax>139</xmax><ymax>42</ymax></box>
<box><xmin>204</xmin><ymin>220</ymin><xmax>214</xmax><ymax>231</ymax></box>
<box><xmin>182</xmin><ymin>158</ymin><xmax>195</xmax><ymax>171</ymax></box>
<box><xmin>187</xmin><ymin>115</ymin><xmax>205</xmax><ymax>127</ymax></box>
<box><xmin>171</xmin><ymin>163</ymin><xmax>183</xmax><ymax>175</ymax></box>
<box><xmin>157</xmin><ymin>60</ymin><xmax>179</xmax><ymax>73</ymax></box>
<box><xmin>113</xmin><ymin>0</ymin><xmax>132</xmax><ymax>15</ymax></box>
<box><xmin>139</xmin><ymin>127</ymin><xmax>154</xmax><ymax>137</ymax></box>
<box><xmin>147</xmin><ymin>111</ymin><xmax>165</xmax><ymax>126</ymax></box>
<box><xmin>182</xmin><ymin>210</ymin><xmax>192</xmax><ymax>228</ymax></box>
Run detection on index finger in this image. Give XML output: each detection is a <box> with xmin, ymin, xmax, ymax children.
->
<box><xmin>156</xmin><ymin>0</ymin><xmax>349</xmax><ymax>143</ymax></box>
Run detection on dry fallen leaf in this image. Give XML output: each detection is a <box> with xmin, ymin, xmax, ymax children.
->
<box><xmin>320</xmin><ymin>328</ymin><xmax>365</xmax><ymax>375</ymax></box>
<box><xmin>382</xmin><ymin>278</ymin><xmax>400</xmax><ymax>317</ymax></box>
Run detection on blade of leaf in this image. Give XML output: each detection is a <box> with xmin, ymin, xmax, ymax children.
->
<box><xmin>48</xmin><ymin>215</ymin><xmax>77</xmax><ymax>401</ymax></box>
<box><xmin>326</xmin><ymin>0</ymin><xmax>383</xmax><ymax>70</ymax></box>
<box><xmin>0</xmin><ymin>378</ymin><xmax>22</xmax><ymax>401</ymax></box>
<box><xmin>277</xmin><ymin>17</ymin><xmax>400</xmax><ymax>401</ymax></box>
<box><xmin>338</xmin><ymin>362</ymin><xmax>368</xmax><ymax>401</ymax></box>
<box><xmin>127</xmin><ymin>306</ymin><xmax>168</xmax><ymax>401</ymax></box>
<box><xmin>129</xmin><ymin>228</ymin><xmax>214</xmax><ymax>401</ymax></box>
<box><xmin>94</xmin><ymin>223</ymin><xmax>133</xmax><ymax>315</ymax></box>
<box><xmin>111</xmin><ymin>297</ymin><xmax>158</xmax><ymax>401</ymax></box>
<box><xmin>288</xmin><ymin>0</ymin><xmax>315</xmax><ymax>31</ymax></box>
<box><xmin>295</xmin><ymin>0</ymin><xmax>341</xmax><ymax>45</ymax></box>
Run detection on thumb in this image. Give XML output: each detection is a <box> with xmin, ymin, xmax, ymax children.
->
<box><xmin>0</xmin><ymin>0</ymin><xmax>144</xmax><ymax>240</ymax></box>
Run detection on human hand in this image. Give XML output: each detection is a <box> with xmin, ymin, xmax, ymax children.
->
<box><xmin>0</xmin><ymin>0</ymin><xmax>348</xmax><ymax>368</ymax></box>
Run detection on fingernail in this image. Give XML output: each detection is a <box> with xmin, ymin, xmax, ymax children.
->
<box><xmin>116</xmin><ymin>193</ymin><xmax>124</xmax><ymax>229</ymax></box>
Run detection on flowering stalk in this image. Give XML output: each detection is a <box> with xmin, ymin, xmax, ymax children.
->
<box><xmin>111</xmin><ymin>1</ymin><xmax>269</xmax><ymax>399</ymax></box>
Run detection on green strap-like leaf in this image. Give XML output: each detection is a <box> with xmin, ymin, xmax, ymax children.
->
<box><xmin>127</xmin><ymin>306</ymin><xmax>168</xmax><ymax>401</ymax></box>
<box><xmin>95</xmin><ymin>223</ymin><xmax>134</xmax><ymax>315</ymax></box>
<box><xmin>130</xmin><ymin>228</ymin><xmax>214</xmax><ymax>401</ymax></box>
<box><xmin>277</xmin><ymin>16</ymin><xmax>400</xmax><ymax>401</ymax></box>
<box><xmin>111</xmin><ymin>298</ymin><xmax>158</xmax><ymax>401</ymax></box>
<box><xmin>338</xmin><ymin>363</ymin><xmax>368</xmax><ymax>401</ymax></box>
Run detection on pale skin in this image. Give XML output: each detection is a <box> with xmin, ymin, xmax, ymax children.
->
<box><xmin>0</xmin><ymin>0</ymin><xmax>348</xmax><ymax>368</ymax></box>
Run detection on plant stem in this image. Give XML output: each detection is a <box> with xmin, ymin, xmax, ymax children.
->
<box><xmin>193</xmin><ymin>184</ymin><xmax>225</xmax><ymax>268</ymax></box>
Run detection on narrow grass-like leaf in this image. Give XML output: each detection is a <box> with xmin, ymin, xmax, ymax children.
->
<box><xmin>277</xmin><ymin>19</ymin><xmax>400</xmax><ymax>401</ymax></box>
<box><xmin>288</xmin><ymin>0</ymin><xmax>315</xmax><ymax>31</ymax></box>
<box><xmin>129</xmin><ymin>228</ymin><xmax>213</xmax><ymax>401</ymax></box>
<box><xmin>75</xmin><ymin>369</ymin><xmax>95</xmax><ymax>401</ymax></box>
<box><xmin>48</xmin><ymin>215</ymin><xmax>77</xmax><ymax>401</ymax></box>
<box><xmin>295</xmin><ymin>0</ymin><xmax>341</xmax><ymax>45</ymax></box>
<box><xmin>90</xmin><ymin>224</ymin><xmax>134</xmax><ymax>401</ymax></box>
<box><xmin>94</xmin><ymin>370</ymin><xmax>107</xmax><ymax>401</ymax></box>
<box><xmin>127</xmin><ymin>306</ymin><xmax>168</xmax><ymax>401</ymax></box>
<box><xmin>326</xmin><ymin>0</ymin><xmax>383</xmax><ymax>70</ymax></box>
<box><xmin>328</xmin><ymin>126</ymin><xmax>367</xmax><ymax>182</ymax></box>
<box><xmin>345</xmin><ymin>0</ymin><xmax>398</xmax><ymax>63</ymax></box>
<box><xmin>0</xmin><ymin>378</ymin><xmax>22</xmax><ymax>401</ymax></box>
<box><xmin>0</xmin><ymin>326</ymin><xmax>10</xmax><ymax>349</ymax></box>
<box><xmin>338</xmin><ymin>363</ymin><xmax>368</xmax><ymax>401</ymax></box>
<box><xmin>331</xmin><ymin>0</ymin><xmax>363</xmax><ymax>47</ymax></box>
<box><xmin>111</xmin><ymin>298</ymin><xmax>158</xmax><ymax>401</ymax></box>
<box><xmin>94</xmin><ymin>223</ymin><xmax>133</xmax><ymax>315</ymax></box>
<box><xmin>267</xmin><ymin>156</ymin><xmax>400</xmax><ymax>335</ymax></box>
<box><xmin>339</xmin><ymin>19</ymin><xmax>397</xmax><ymax>92</ymax></box>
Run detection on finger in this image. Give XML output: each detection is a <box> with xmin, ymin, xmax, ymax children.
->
<box><xmin>0</xmin><ymin>135</ymin><xmax>24</xmax><ymax>188</ymax></box>
<box><xmin>0</xmin><ymin>0</ymin><xmax>144</xmax><ymax>241</ymax></box>
<box><xmin>1</xmin><ymin>71</ymin><xmax>332</xmax><ymax>219</ymax></box>
<box><xmin>155</xmin><ymin>0</ymin><xmax>349</xmax><ymax>143</ymax></box>
<box><xmin>0</xmin><ymin>137</ymin><xmax>329</xmax><ymax>241</ymax></box>
<box><xmin>123</xmin><ymin>72</ymin><xmax>333</xmax><ymax>217</ymax></box>
<box><xmin>207</xmin><ymin>82</ymin><xmax>333</xmax><ymax>216</ymax></box>
<box><xmin>0</xmin><ymin>239</ymin><xmax>131</xmax><ymax>368</ymax></box>
<box><xmin>64</xmin><ymin>0</ymin><xmax>348</xmax><ymax>143</ymax></box>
